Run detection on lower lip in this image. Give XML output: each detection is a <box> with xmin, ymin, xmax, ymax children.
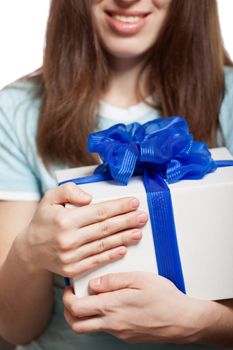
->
<box><xmin>106</xmin><ymin>14</ymin><xmax>148</xmax><ymax>35</ymax></box>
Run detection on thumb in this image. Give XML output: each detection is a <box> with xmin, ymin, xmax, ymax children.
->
<box><xmin>44</xmin><ymin>182</ymin><xmax>92</xmax><ymax>206</ymax></box>
<box><xmin>89</xmin><ymin>272</ymin><xmax>140</xmax><ymax>293</ymax></box>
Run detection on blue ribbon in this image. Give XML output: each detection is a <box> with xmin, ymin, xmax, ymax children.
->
<box><xmin>59</xmin><ymin>116</ymin><xmax>233</xmax><ymax>292</ymax></box>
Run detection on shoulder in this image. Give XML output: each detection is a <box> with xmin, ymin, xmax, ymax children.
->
<box><xmin>222</xmin><ymin>66</ymin><xmax>233</xmax><ymax>106</ymax></box>
<box><xmin>222</xmin><ymin>66</ymin><xmax>233</xmax><ymax>104</ymax></box>
<box><xmin>0</xmin><ymin>80</ymin><xmax>44</xmax><ymax>200</ymax></box>
<box><xmin>0</xmin><ymin>79</ymin><xmax>41</xmax><ymax>104</ymax></box>
<box><xmin>224</xmin><ymin>65</ymin><xmax>233</xmax><ymax>86</ymax></box>
<box><xmin>0</xmin><ymin>79</ymin><xmax>42</xmax><ymax>126</ymax></box>
<box><xmin>0</xmin><ymin>79</ymin><xmax>42</xmax><ymax>152</ymax></box>
<box><xmin>219</xmin><ymin>66</ymin><xmax>233</xmax><ymax>154</ymax></box>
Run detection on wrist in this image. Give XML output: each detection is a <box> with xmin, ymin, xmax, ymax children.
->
<box><xmin>12</xmin><ymin>230</ymin><xmax>46</xmax><ymax>275</ymax></box>
<box><xmin>180</xmin><ymin>297</ymin><xmax>219</xmax><ymax>345</ymax></box>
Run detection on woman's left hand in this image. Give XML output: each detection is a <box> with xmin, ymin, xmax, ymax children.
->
<box><xmin>63</xmin><ymin>271</ymin><xmax>216</xmax><ymax>344</ymax></box>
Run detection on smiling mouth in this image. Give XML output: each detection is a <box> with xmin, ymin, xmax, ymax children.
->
<box><xmin>105</xmin><ymin>10</ymin><xmax>150</xmax><ymax>24</ymax></box>
<box><xmin>104</xmin><ymin>10</ymin><xmax>151</xmax><ymax>35</ymax></box>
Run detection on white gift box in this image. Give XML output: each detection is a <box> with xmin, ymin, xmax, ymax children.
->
<box><xmin>56</xmin><ymin>147</ymin><xmax>233</xmax><ymax>300</ymax></box>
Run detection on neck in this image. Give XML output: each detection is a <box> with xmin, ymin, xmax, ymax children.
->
<box><xmin>101</xmin><ymin>56</ymin><xmax>149</xmax><ymax>108</ymax></box>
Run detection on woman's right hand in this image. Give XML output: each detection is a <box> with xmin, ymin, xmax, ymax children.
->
<box><xmin>16</xmin><ymin>183</ymin><xmax>148</xmax><ymax>278</ymax></box>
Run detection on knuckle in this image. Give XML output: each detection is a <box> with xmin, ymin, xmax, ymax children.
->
<box><xmin>62</xmin><ymin>293</ymin><xmax>68</xmax><ymax>306</ymax></box>
<box><xmin>107</xmin><ymin>250</ymin><xmax>117</xmax><ymax>262</ymax></box>
<box><xmin>71</xmin><ymin>322</ymin><xmax>80</xmax><ymax>333</ymax></box>
<box><xmin>168</xmin><ymin>326</ymin><xmax>184</xmax><ymax>342</ymax></box>
<box><xmin>62</xmin><ymin>294</ymin><xmax>73</xmax><ymax>311</ymax></box>
<box><xmin>119</xmin><ymin>233</ymin><xmax>126</xmax><ymax>245</ymax></box>
<box><xmin>76</xmin><ymin>265</ymin><xmax>87</xmax><ymax>275</ymax></box>
<box><xmin>92</xmin><ymin>255</ymin><xmax>102</xmax><ymax>268</ymax></box>
<box><xmin>123</xmin><ymin>199</ymin><xmax>130</xmax><ymax>211</ymax></box>
<box><xmin>59</xmin><ymin>252</ymin><xmax>70</xmax><ymax>264</ymax></box>
<box><xmin>102</xmin><ymin>300</ymin><xmax>115</xmax><ymax>314</ymax></box>
<box><xmin>63</xmin><ymin>182</ymin><xmax>76</xmax><ymax>192</ymax></box>
<box><xmin>117</xmin><ymin>325</ymin><xmax>127</xmax><ymax>336</ymax></box>
<box><xmin>53</xmin><ymin>213</ymin><xmax>69</xmax><ymax>230</ymax></box>
<box><xmin>72</xmin><ymin>323</ymin><xmax>85</xmax><ymax>334</ymax></box>
<box><xmin>95</xmin><ymin>206</ymin><xmax>108</xmax><ymax>221</ymax></box>
<box><xmin>124</xmin><ymin>335</ymin><xmax>134</xmax><ymax>343</ymax></box>
<box><xmin>125</xmin><ymin>214</ymin><xmax>133</xmax><ymax>227</ymax></box>
<box><xmin>62</xmin><ymin>183</ymin><xmax>76</xmax><ymax>200</ymax></box>
<box><xmin>109</xmin><ymin>320</ymin><xmax>124</xmax><ymax>334</ymax></box>
<box><xmin>99</xmin><ymin>221</ymin><xmax>110</xmax><ymax>236</ymax></box>
<box><xmin>97</xmin><ymin>239</ymin><xmax>105</xmax><ymax>253</ymax></box>
<box><xmin>69</xmin><ymin>303</ymin><xmax>78</xmax><ymax>316</ymax></box>
<box><xmin>73</xmin><ymin>320</ymin><xmax>104</xmax><ymax>334</ymax></box>
<box><xmin>121</xmin><ymin>197</ymin><xmax>132</xmax><ymax>212</ymax></box>
<box><xmin>133</xmin><ymin>212</ymin><xmax>141</xmax><ymax>226</ymax></box>
<box><xmin>61</xmin><ymin>265</ymin><xmax>74</xmax><ymax>278</ymax></box>
<box><xmin>56</xmin><ymin>236</ymin><xmax>71</xmax><ymax>250</ymax></box>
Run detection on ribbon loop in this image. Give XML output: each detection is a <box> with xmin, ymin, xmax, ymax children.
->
<box><xmin>88</xmin><ymin>116</ymin><xmax>217</xmax><ymax>184</ymax></box>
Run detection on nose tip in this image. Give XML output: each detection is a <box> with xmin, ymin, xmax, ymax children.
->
<box><xmin>116</xmin><ymin>0</ymin><xmax>139</xmax><ymax>3</ymax></box>
<box><xmin>113</xmin><ymin>0</ymin><xmax>142</xmax><ymax>10</ymax></box>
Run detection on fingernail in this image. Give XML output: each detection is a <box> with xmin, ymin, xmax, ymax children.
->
<box><xmin>131</xmin><ymin>198</ymin><xmax>139</xmax><ymax>209</ymax></box>
<box><xmin>90</xmin><ymin>277</ymin><xmax>101</xmax><ymax>287</ymax></box>
<box><xmin>131</xmin><ymin>230</ymin><xmax>142</xmax><ymax>240</ymax></box>
<box><xmin>79</xmin><ymin>190</ymin><xmax>92</xmax><ymax>200</ymax></box>
<box><xmin>137</xmin><ymin>213</ymin><xmax>148</xmax><ymax>224</ymax></box>
<box><xmin>118</xmin><ymin>247</ymin><xmax>127</xmax><ymax>256</ymax></box>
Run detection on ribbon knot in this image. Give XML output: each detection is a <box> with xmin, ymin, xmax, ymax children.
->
<box><xmin>88</xmin><ymin>116</ymin><xmax>217</xmax><ymax>185</ymax></box>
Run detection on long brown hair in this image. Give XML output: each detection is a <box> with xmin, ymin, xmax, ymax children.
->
<box><xmin>36</xmin><ymin>0</ymin><xmax>232</xmax><ymax>167</ymax></box>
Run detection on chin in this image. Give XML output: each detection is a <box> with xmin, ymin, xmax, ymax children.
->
<box><xmin>104</xmin><ymin>43</ymin><xmax>151</xmax><ymax>60</ymax></box>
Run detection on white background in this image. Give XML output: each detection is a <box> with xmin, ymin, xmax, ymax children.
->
<box><xmin>0</xmin><ymin>0</ymin><xmax>232</xmax><ymax>89</ymax></box>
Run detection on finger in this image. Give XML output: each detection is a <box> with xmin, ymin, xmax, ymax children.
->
<box><xmin>43</xmin><ymin>182</ymin><xmax>92</xmax><ymax>206</ymax></box>
<box><xmin>64</xmin><ymin>196</ymin><xmax>141</xmax><ymax>228</ymax></box>
<box><xmin>64</xmin><ymin>308</ymin><xmax>104</xmax><ymax>334</ymax></box>
<box><xmin>59</xmin><ymin>228</ymin><xmax>142</xmax><ymax>264</ymax></box>
<box><xmin>89</xmin><ymin>272</ymin><xmax>142</xmax><ymax>293</ymax></box>
<box><xmin>63</xmin><ymin>286</ymin><xmax>77</xmax><ymax>308</ymax></box>
<box><xmin>63</xmin><ymin>288</ymin><xmax>104</xmax><ymax>317</ymax></box>
<box><xmin>62</xmin><ymin>246</ymin><xmax>127</xmax><ymax>278</ymax></box>
<box><xmin>64</xmin><ymin>305</ymin><xmax>77</xmax><ymax>326</ymax></box>
<box><xmin>71</xmin><ymin>209</ymin><xmax>147</xmax><ymax>247</ymax></box>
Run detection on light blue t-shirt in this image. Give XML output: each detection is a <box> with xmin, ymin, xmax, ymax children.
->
<box><xmin>0</xmin><ymin>67</ymin><xmax>233</xmax><ymax>350</ymax></box>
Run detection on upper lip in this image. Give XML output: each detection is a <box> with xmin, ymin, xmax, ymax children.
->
<box><xmin>105</xmin><ymin>9</ymin><xmax>150</xmax><ymax>17</ymax></box>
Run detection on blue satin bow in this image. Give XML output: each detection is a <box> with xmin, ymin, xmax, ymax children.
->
<box><xmin>88</xmin><ymin>116</ymin><xmax>217</xmax><ymax>185</ymax></box>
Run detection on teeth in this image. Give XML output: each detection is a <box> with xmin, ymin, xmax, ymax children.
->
<box><xmin>113</xmin><ymin>15</ymin><xmax>141</xmax><ymax>23</ymax></box>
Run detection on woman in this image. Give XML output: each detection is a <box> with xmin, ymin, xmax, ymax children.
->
<box><xmin>0</xmin><ymin>0</ymin><xmax>232</xmax><ymax>349</ymax></box>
